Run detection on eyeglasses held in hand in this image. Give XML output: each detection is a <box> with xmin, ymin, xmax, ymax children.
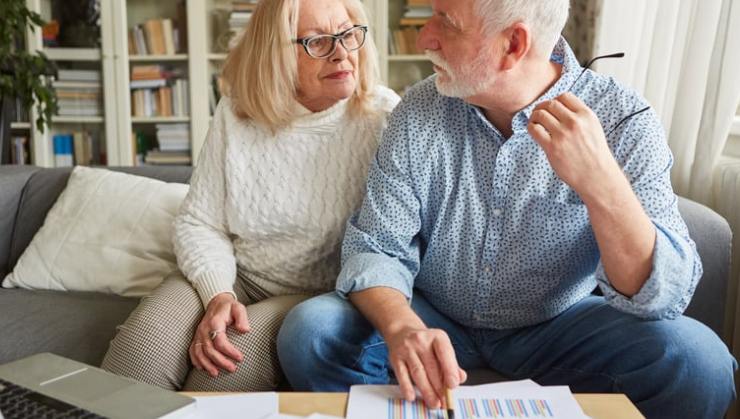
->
<box><xmin>568</xmin><ymin>52</ymin><xmax>651</xmax><ymax>136</ymax></box>
<box><xmin>295</xmin><ymin>25</ymin><xmax>368</xmax><ymax>59</ymax></box>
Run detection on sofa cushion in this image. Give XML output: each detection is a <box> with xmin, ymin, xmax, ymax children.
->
<box><xmin>0</xmin><ymin>166</ymin><xmax>41</xmax><ymax>279</ymax></box>
<box><xmin>3</xmin><ymin>166</ymin><xmax>189</xmax><ymax>297</ymax></box>
<box><xmin>0</xmin><ymin>288</ymin><xmax>138</xmax><ymax>366</ymax></box>
<box><xmin>678</xmin><ymin>197</ymin><xmax>732</xmax><ymax>336</ymax></box>
<box><xmin>7</xmin><ymin>166</ymin><xmax>192</xmax><ymax>274</ymax></box>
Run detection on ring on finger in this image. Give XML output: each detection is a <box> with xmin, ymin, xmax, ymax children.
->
<box><xmin>209</xmin><ymin>329</ymin><xmax>225</xmax><ymax>341</ymax></box>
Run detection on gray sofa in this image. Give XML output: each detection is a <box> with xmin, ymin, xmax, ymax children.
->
<box><xmin>0</xmin><ymin>165</ymin><xmax>734</xmax><ymax>382</ymax></box>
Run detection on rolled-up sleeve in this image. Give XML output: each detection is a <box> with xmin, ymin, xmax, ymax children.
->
<box><xmin>336</xmin><ymin>102</ymin><xmax>422</xmax><ymax>300</ymax></box>
<box><xmin>597</xmin><ymin>106</ymin><xmax>702</xmax><ymax>319</ymax></box>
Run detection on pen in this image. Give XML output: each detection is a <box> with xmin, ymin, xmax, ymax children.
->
<box><xmin>446</xmin><ymin>388</ymin><xmax>455</xmax><ymax>419</ymax></box>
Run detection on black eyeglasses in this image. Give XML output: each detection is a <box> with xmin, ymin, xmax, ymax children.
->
<box><xmin>294</xmin><ymin>25</ymin><xmax>368</xmax><ymax>59</ymax></box>
<box><xmin>569</xmin><ymin>52</ymin><xmax>651</xmax><ymax>136</ymax></box>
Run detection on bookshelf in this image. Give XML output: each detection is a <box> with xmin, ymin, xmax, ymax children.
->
<box><xmin>21</xmin><ymin>0</ymin><xmax>430</xmax><ymax>167</ymax></box>
<box><xmin>25</xmin><ymin>0</ymin><xmax>115</xmax><ymax>167</ymax></box>
<box><xmin>365</xmin><ymin>0</ymin><xmax>433</xmax><ymax>94</ymax></box>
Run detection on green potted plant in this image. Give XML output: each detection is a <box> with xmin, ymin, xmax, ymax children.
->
<box><xmin>0</xmin><ymin>0</ymin><xmax>57</xmax><ymax>164</ymax></box>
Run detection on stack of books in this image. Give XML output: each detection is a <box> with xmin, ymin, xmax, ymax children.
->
<box><xmin>144</xmin><ymin>123</ymin><xmax>191</xmax><ymax>165</ymax></box>
<box><xmin>128</xmin><ymin>18</ymin><xmax>181</xmax><ymax>55</ymax></box>
<box><xmin>53</xmin><ymin>69</ymin><xmax>103</xmax><ymax>117</ymax></box>
<box><xmin>400</xmin><ymin>0</ymin><xmax>432</xmax><ymax>26</ymax></box>
<box><xmin>52</xmin><ymin>131</ymin><xmax>101</xmax><ymax>167</ymax></box>
<box><xmin>389</xmin><ymin>0</ymin><xmax>432</xmax><ymax>54</ymax></box>
<box><xmin>130</xmin><ymin>65</ymin><xmax>189</xmax><ymax>117</ymax></box>
<box><xmin>155</xmin><ymin>123</ymin><xmax>189</xmax><ymax>152</ymax></box>
<box><xmin>227</xmin><ymin>1</ymin><xmax>258</xmax><ymax>49</ymax></box>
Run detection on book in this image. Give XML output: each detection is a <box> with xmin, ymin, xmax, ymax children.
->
<box><xmin>133</xmin><ymin>25</ymin><xmax>149</xmax><ymax>55</ymax></box>
<box><xmin>144</xmin><ymin>19</ymin><xmax>166</xmax><ymax>55</ymax></box>
<box><xmin>399</xmin><ymin>18</ymin><xmax>429</xmax><ymax>26</ymax></box>
<box><xmin>73</xmin><ymin>131</ymin><xmax>93</xmax><ymax>166</ymax></box>
<box><xmin>162</xmin><ymin>19</ymin><xmax>176</xmax><ymax>55</ymax></box>
<box><xmin>57</xmin><ymin>69</ymin><xmax>102</xmax><ymax>82</ymax></box>
<box><xmin>52</xmin><ymin>80</ymin><xmax>101</xmax><ymax>90</ymax></box>
<box><xmin>130</xmin><ymin>79</ymin><xmax>168</xmax><ymax>89</ymax></box>
<box><xmin>53</xmin><ymin>135</ymin><xmax>74</xmax><ymax>167</ymax></box>
<box><xmin>145</xmin><ymin>150</ymin><xmax>192</xmax><ymax>165</ymax></box>
<box><xmin>11</xmin><ymin>136</ymin><xmax>30</xmax><ymax>165</ymax></box>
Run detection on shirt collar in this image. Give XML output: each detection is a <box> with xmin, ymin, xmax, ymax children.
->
<box><xmin>512</xmin><ymin>37</ymin><xmax>582</xmax><ymax>131</ymax></box>
<box><xmin>467</xmin><ymin>37</ymin><xmax>583</xmax><ymax>137</ymax></box>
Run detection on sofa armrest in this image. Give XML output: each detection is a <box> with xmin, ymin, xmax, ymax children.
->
<box><xmin>678</xmin><ymin>196</ymin><xmax>732</xmax><ymax>337</ymax></box>
<box><xmin>0</xmin><ymin>166</ymin><xmax>42</xmax><ymax>279</ymax></box>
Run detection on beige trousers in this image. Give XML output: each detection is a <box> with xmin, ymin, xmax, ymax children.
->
<box><xmin>101</xmin><ymin>271</ymin><xmax>308</xmax><ymax>391</ymax></box>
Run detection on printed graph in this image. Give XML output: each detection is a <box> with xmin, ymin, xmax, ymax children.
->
<box><xmin>457</xmin><ymin>398</ymin><xmax>554</xmax><ymax>418</ymax></box>
<box><xmin>387</xmin><ymin>398</ymin><xmax>447</xmax><ymax>419</ymax></box>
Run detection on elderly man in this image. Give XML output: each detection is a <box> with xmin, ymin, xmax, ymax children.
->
<box><xmin>277</xmin><ymin>0</ymin><xmax>736</xmax><ymax>417</ymax></box>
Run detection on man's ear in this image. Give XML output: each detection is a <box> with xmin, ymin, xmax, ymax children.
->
<box><xmin>500</xmin><ymin>22</ymin><xmax>532</xmax><ymax>71</ymax></box>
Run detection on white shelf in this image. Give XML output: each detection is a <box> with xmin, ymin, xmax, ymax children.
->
<box><xmin>731</xmin><ymin>116</ymin><xmax>740</xmax><ymax>136</ymax></box>
<box><xmin>208</xmin><ymin>53</ymin><xmax>228</xmax><ymax>61</ymax></box>
<box><xmin>11</xmin><ymin>122</ymin><xmax>31</xmax><ymax>129</ymax></box>
<box><xmin>43</xmin><ymin>48</ymin><xmax>101</xmax><ymax>61</ymax></box>
<box><xmin>388</xmin><ymin>54</ymin><xmax>429</xmax><ymax>62</ymax></box>
<box><xmin>131</xmin><ymin>116</ymin><xmax>190</xmax><ymax>123</ymax></box>
<box><xmin>129</xmin><ymin>54</ymin><xmax>189</xmax><ymax>62</ymax></box>
<box><xmin>24</xmin><ymin>0</ymin><xmax>416</xmax><ymax>167</ymax></box>
<box><xmin>52</xmin><ymin>116</ymin><xmax>105</xmax><ymax>124</ymax></box>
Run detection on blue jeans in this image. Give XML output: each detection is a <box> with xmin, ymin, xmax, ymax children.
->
<box><xmin>277</xmin><ymin>291</ymin><xmax>736</xmax><ymax>419</ymax></box>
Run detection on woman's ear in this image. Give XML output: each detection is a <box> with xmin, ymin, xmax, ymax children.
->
<box><xmin>500</xmin><ymin>22</ymin><xmax>532</xmax><ymax>71</ymax></box>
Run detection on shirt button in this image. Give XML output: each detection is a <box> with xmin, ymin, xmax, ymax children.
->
<box><xmin>492</xmin><ymin>208</ymin><xmax>503</xmax><ymax>217</ymax></box>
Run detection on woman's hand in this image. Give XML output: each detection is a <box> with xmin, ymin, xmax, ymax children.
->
<box><xmin>189</xmin><ymin>293</ymin><xmax>250</xmax><ymax>377</ymax></box>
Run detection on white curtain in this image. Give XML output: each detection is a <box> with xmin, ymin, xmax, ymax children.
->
<box><xmin>592</xmin><ymin>0</ymin><xmax>740</xmax><ymax>416</ymax></box>
<box><xmin>592</xmin><ymin>0</ymin><xmax>740</xmax><ymax>203</ymax></box>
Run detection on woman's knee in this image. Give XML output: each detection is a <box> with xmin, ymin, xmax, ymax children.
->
<box><xmin>101</xmin><ymin>274</ymin><xmax>203</xmax><ymax>387</ymax></box>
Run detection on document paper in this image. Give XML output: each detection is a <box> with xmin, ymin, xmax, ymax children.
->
<box><xmin>347</xmin><ymin>381</ymin><xmax>590</xmax><ymax>419</ymax></box>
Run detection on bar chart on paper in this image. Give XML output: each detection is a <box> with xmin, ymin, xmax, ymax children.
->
<box><xmin>387</xmin><ymin>398</ymin><xmax>447</xmax><ymax>419</ymax></box>
<box><xmin>456</xmin><ymin>398</ymin><xmax>554</xmax><ymax>418</ymax></box>
<box><xmin>348</xmin><ymin>382</ymin><xmax>589</xmax><ymax>419</ymax></box>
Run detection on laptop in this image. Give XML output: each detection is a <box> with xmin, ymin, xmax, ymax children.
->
<box><xmin>0</xmin><ymin>353</ymin><xmax>195</xmax><ymax>418</ymax></box>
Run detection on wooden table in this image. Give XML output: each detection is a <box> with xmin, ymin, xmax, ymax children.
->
<box><xmin>184</xmin><ymin>392</ymin><xmax>645</xmax><ymax>418</ymax></box>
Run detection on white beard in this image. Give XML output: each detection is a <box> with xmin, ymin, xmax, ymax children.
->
<box><xmin>425</xmin><ymin>50</ymin><xmax>495</xmax><ymax>98</ymax></box>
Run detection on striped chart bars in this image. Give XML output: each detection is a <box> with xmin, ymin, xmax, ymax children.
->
<box><xmin>457</xmin><ymin>398</ymin><xmax>555</xmax><ymax>418</ymax></box>
<box><xmin>386</xmin><ymin>398</ymin><xmax>448</xmax><ymax>419</ymax></box>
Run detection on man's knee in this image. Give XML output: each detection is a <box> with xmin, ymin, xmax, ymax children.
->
<box><xmin>630</xmin><ymin>318</ymin><xmax>736</xmax><ymax>416</ymax></box>
<box><xmin>277</xmin><ymin>293</ymin><xmax>357</xmax><ymax>365</ymax></box>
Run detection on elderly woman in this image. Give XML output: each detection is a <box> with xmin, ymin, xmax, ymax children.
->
<box><xmin>101</xmin><ymin>0</ymin><xmax>399</xmax><ymax>391</ymax></box>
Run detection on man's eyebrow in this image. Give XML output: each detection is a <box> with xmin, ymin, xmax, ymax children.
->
<box><xmin>437</xmin><ymin>11</ymin><xmax>462</xmax><ymax>29</ymax></box>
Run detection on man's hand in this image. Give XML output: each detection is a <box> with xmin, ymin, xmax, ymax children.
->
<box><xmin>189</xmin><ymin>292</ymin><xmax>250</xmax><ymax>377</ymax></box>
<box><xmin>527</xmin><ymin>92</ymin><xmax>623</xmax><ymax>202</ymax></box>
<box><xmin>385</xmin><ymin>325</ymin><xmax>467</xmax><ymax>409</ymax></box>
<box><xmin>528</xmin><ymin>92</ymin><xmax>657</xmax><ymax>296</ymax></box>
<box><xmin>349</xmin><ymin>288</ymin><xmax>467</xmax><ymax>408</ymax></box>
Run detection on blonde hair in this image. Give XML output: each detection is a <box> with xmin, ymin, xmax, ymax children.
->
<box><xmin>222</xmin><ymin>0</ymin><xmax>379</xmax><ymax>132</ymax></box>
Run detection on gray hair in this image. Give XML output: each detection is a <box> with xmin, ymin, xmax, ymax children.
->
<box><xmin>475</xmin><ymin>0</ymin><xmax>570</xmax><ymax>56</ymax></box>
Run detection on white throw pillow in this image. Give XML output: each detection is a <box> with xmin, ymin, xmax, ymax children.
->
<box><xmin>2</xmin><ymin>166</ymin><xmax>189</xmax><ymax>297</ymax></box>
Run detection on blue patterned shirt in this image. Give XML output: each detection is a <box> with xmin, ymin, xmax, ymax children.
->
<box><xmin>336</xmin><ymin>38</ymin><xmax>702</xmax><ymax>329</ymax></box>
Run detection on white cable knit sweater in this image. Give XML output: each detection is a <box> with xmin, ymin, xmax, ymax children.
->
<box><xmin>173</xmin><ymin>86</ymin><xmax>400</xmax><ymax>307</ymax></box>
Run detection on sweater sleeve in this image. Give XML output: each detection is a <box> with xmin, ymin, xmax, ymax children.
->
<box><xmin>172</xmin><ymin>99</ymin><xmax>238</xmax><ymax>308</ymax></box>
